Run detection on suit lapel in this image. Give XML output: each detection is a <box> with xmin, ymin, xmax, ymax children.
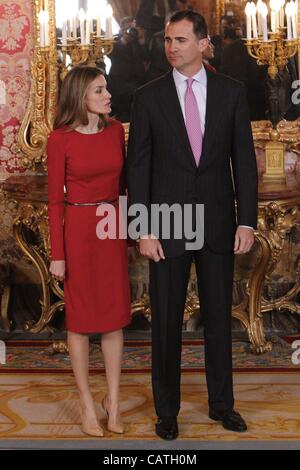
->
<box><xmin>198</xmin><ymin>69</ymin><xmax>223</xmax><ymax>172</ymax></box>
<box><xmin>158</xmin><ymin>71</ymin><xmax>197</xmax><ymax>170</ymax></box>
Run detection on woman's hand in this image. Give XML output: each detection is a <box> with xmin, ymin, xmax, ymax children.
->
<box><xmin>49</xmin><ymin>260</ymin><xmax>66</xmax><ymax>281</ymax></box>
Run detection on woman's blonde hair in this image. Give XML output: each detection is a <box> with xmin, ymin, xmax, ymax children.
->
<box><xmin>53</xmin><ymin>65</ymin><xmax>109</xmax><ymax>130</ymax></box>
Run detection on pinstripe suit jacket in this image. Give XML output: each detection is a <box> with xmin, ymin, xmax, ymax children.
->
<box><xmin>127</xmin><ymin>68</ymin><xmax>258</xmax><ymax>257</ymax></box>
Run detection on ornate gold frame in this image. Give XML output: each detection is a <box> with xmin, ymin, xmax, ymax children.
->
<box><xmin>17</xmin><ymin>0</ymin><xmax>57</xmax><ymax>169</ymax></box>
<box><xmin>214</xmin><ymin>0</ymin><xmax>225</xmax><ymax>35</ymax></box>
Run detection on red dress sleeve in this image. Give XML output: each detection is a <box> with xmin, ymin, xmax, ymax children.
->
<box><xmin>47</xmin><ymin>130</ymin><xmax>66</xmax><ymax>261</ymax></box>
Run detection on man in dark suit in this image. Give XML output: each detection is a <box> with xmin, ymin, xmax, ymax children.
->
<box><xmin>127</xmin><ymin>11</ymin><xmax>258</xmax><ymax>440</ymax></box>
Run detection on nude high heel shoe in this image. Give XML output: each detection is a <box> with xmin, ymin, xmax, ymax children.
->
<box><xmin>101</xmin><ymin>395</ymin><xmax>125</xmax><ymax>434</ymax></box>
<box><xmin>80</xmin><ymin>406</ymin><xmax>104</xmax><ymax>437</ymax></box>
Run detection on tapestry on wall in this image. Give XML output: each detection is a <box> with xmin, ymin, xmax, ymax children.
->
<box><xmin>0</xmin><ymin>1</ymin><xmax>33</xmax><ymax>180</ymax></box>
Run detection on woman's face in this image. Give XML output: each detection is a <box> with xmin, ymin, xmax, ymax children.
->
<box><xmin>85</xmin><ymin>75</ymin><xmax>111</xmax><ymax>115</ymax></box>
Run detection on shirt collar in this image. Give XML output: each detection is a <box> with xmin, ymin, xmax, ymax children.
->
<box><xmin>173</xmin><ymin>65</ymin><xmax>207</xmax><ymax>87</ymax></box>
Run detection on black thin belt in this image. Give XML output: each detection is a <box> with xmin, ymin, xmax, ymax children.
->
<box><xmin>67</xmin><ymin>198</ymin><xmax>118</xmax><ymax>206</ymax></box>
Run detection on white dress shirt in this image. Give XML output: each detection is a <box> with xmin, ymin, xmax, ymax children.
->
<box><xmin>172</xmin><ymin>66</ymin><xmax>253</xmax><ymax>231</ymax></box>
<box><xmin>173</xmin><ymin>66</ymin><xmax>207</xmax><ymax>135</ymax></box>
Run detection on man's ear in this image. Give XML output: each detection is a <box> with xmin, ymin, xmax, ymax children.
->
<box><xmin>199</xmin><ymin>38</ymin><xmax>209</xmax><ymax>53</ymax></box>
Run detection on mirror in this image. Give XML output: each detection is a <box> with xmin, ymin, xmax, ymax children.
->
<box><xmin>17</xmin><ymin>0</ymin><xmax>300</xmax><ymax>171</ymax></box>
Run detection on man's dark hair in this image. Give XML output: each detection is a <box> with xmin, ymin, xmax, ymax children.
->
<box><xmin>168</xmin><ymin>10</ymin><xmax>208</xmax><ymax>39</ymax></box>
<box><xmin>221</xmin><ymin>15</ymin><xmax>232</xmax><ymax>22</ymax></box>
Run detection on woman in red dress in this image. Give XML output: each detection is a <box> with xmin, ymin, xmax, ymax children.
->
<box><xmin>47</xmin><ymin>66</ymin><xmax>133</xmax><ymax>437</ymax></box>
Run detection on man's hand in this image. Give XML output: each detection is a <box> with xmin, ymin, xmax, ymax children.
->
<box><xmin>138</xmin><ymin>234</ymin><xmax>165</xmax><ymax>262</ymax></box>
<box><xmin>49</xmin><ymin>260</ymin><xmax>66</xmax><ymax>281</ymax></box>
<box><xmin>234</xmin><ymin>227</ymin><xmax>255</xmax><ymax>255</ymax></box>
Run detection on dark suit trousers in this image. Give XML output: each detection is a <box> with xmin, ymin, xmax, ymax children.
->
<box><xmin>149</xmin><ymin>243</ymin><xmax>235</xmax><ymax>418</ymax></box>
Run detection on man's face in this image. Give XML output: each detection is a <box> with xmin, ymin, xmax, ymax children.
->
<box><xmin>165</xmin><ymin>19</ymin><xmax>208</xmax><ymax>73</ymax></box>
<box><xmin>220</xmin><ymin>19</ymin><xmax>229</xmax><ymax>36</ymax></box>
<box><xmin>235</xmin><ymin>26</ymin><xmax>243</xmax><ymax>38</ymax></box>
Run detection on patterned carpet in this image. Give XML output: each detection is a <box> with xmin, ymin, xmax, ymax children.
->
<box><xmin>0</xmin><ymin>337</ymin><xmax>300</xmax><ymax>373</ymax></box>
<box><xmin>0</xmin><ymin>338</ymin><xmax>300</xmax><ymax>444</ymax></box>
<box><xmin>0</xmin><ymin>372</ymin><xmax>300</xmax><ymax>441</ymax></box>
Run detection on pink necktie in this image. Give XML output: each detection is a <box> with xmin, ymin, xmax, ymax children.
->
<box><xmin>184</xmin><ymin>78</ymin><xmax>203</xmax><ymax>166</ymax></box>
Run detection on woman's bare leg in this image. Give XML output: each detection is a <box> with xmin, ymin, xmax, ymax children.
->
<box><xmin>68</xmin><ymin>330</ymin><xmax>101</xmax><ymax>429</ymax></box>
<box><xmin>101</xmin><ymin>329</ymin><xmax>124</xmax><ymax>430</ymax></box>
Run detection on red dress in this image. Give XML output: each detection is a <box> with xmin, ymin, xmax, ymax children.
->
<box><xmin>47</xmin><ymin>119</ymin><xmax>131</xmax><ymax>333</ymax></box>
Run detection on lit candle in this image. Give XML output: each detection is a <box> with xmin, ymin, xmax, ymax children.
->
<box><xmin>261</xmin><ymin>2</ymin><xmax>268</xmax><ymax>41</ymax></box>
<box><xmin>290</xmin><ymin>0</ymin><xmax>298</xmax><ymax>38</ymax></box>
<box><xmin>250</xmin><ymin>2</ymin><xmax>258</xmax><ymax>38</ymax></box>
<box><xmin>286</xmin><ymin>2</ymin><xmax>292</xmax><ymax>39</ymax></box>
<box><xmin>39</xmin><ymin>10</ymin><xmax>45</xmax><ymax>47</ymax></box>
<box><xmin>86</xmin><ymin>11</ymin><xmax>91</xmax><ymax>44</ymax></box>
<box><xmin>270</xmin><ymin>10</ymin><xmax>276</xmax><ymax>31</ymax></box>
<box><xmin>97</xmin><ymin>15</ymin><xmax>101</xmax><ymax>37</ymax></box>
<box><xmin>105</xmin><ymin>5</ymin><xmax>113</xmax><ymax>39</ymax></box>
<box><xmin>62</xmin><ymin>20</ymin><xmax>67</xmax><ymax>46</ymax></box>
<box><xmin>270</xmin><ymin>0</ymin><xmax>281</xmax><ymax>31</ymax></box>
<box><xmin>87</xmin><ymin>0</ymin><xmax>96</xmax><ymax>34</ymax></box>
<box><xmin>68</xmin><ymin>17</ymin><xmax>72</xmax><ymax>38</ymax></box>
<box><xmin>245</xmin><ymin>3</ymin><xmax>252</xmax><ymax>39</ymax></box>
<box><xmin>79</xmin><ymin>8</ymin><xmax>85</xmax><ymax>45</ymax></box>
<box><xmin>276</xmin><ymin>6</ymin><xmax>280</xmax><ymax>29</ymax></box>
<box><xmin>85</xmin><ymin>11</ymin><xmax>93</xmax><ymax>35</ymax></box>
<box><xmin>91</xmin><ymin>14</ymin><xmax>94</xmax><ymax>34</ymax></box>
<box><xmin>257</xmin><ymin>0</ymin><xmax>263</xmax><ymax>35</ymax></box>
<box><xmin>279</xmin><ymin>0</ymin><xmax>286</xmax><ymax>27</ymax></box>
<box><xmin>44</xmin><ymin>10</ymin><xmax>50</xmax><ymax>46</ymax></box>
<box><xmin>72</xmin><ymin>15</ymin><xmax>77</xmax><ymax>38</ymax></box>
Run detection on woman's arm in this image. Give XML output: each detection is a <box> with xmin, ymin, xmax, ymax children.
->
<box><xmin>47</xmin><ymin>131</ymin><xmax>67</xmax><ymax>280</ymax></box>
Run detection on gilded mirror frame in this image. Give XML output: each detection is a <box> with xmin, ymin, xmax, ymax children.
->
<box><xmin>17</xmin><ymin>0</ymin><xmax>57</xmax><ymax>169</ymax></box>
<box><xmin>17</xmin><ymin>0</ymin><xmax>300</xmax><ymax>170</ymax></box>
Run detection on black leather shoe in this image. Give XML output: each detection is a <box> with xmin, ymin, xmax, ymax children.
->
<box><xmin>155</xmin><ymin>417</ymin><xmax>178</xmax><ymax>440</ymax></box>
<box><xmin>209</xmin><ymin>409</ymin><xmax>247</xmax><ymax>432</ymax></box>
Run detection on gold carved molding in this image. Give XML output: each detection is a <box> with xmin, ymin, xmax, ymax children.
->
<box><xmin>236</xmin><ymin>197</ymin><xmax>300</xmax><ymax>353</ymax></box>
<box><xmin>252</xmin><ymin>119</ymin><xmax>300</xmax><ymax>154</ymax></box>
<box><xmin>17</xmin><ymin>0</ymin><xmax>57</xmax><ymax>170</ymax></box>
<box><xmin>213</xmin><ymin>0</ymin><xmax>226</xmax><ymax>35</ymax></box>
